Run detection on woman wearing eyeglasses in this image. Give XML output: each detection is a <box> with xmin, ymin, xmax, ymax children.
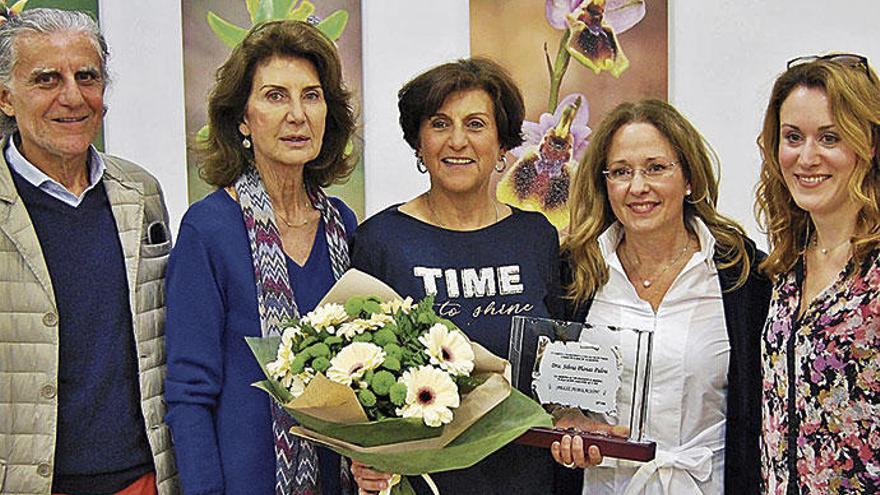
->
<box><xmin>756</xmin><ymin>54</ymin><xmax>880</xmax><ymax>494</ymax></box>
<box><xmin>551</xmin><ymin>99</ymin><xmax>770</xmax><ymax>494</ymax></box>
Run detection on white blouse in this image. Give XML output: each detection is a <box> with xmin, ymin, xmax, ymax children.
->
<box><xmin>581</xmin><ymin>218</ymin><xmax>729</xmax><ymax>495</ymax></box>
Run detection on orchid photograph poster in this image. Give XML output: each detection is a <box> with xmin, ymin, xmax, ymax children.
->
<box><xmin>181</xmin><ymin>0</ymin><xmax>365</xmax><ymax>218</ymax></box>
<box><xmin>471</xmin><ymin>0</ymin><xmax>668</xmax><ymax>233</ymax></box>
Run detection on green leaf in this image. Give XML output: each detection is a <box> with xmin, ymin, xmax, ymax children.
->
<box><xmin>381</xmin><ymin>356</ymin><xmax>401</xmax><ymax>372</ymax></box>
<box><xmin>9</xmin><ymin>0</ymin><xmax>28</xmax><ymax>14</ymax></box>
<box><xmin>344</xmin><ymin>296</ymin><xmax>364</xmax><ymax>316</ymax></box>
<box><xmin>207</xmin><ymin>11</ymin><xmax>247</xmax><ymax>49</ymax></box>
<box><xmin>322</xmin><ymin>389</ymin><xmax>552</xmax><ymax>474</ymax></box>
<box><xmin>316</xmin><ymin>10</ymin><xmax>348</xmax><ymax>41</ymax></box>
<box><xmin>288</xmin><ymin>0</ymin><xmax>315</xmax><ymax>21</ymax></box>
<box><xmin>363</xmin><ymin>300</ymin><xmax>382</xmax><ymax>315</ymax></box>
<box><xmin>352</xmin><ymin>333</ymin><xmax>372</xmax><ymax>343</ymax></box>
<box><xmin>195</xmin><ymin>124</ymin><xmax>210</xmax><ymax>144</ymax></box>
<box><xmin>254</xmin><ymin>0</ymin><xmax>296</xmax><ymax>22</ymax></box>
<box><xmin>390</xmin><ymin>478</ymin><xmax>417</xmax><ymax>495</ymax></box>
<box><xmin>290</xmin><ymin>411</ymin><xmax>442</xmax><ymax>447</ymax></box>
<box><xmin>245</xmin><ymin>0</ymin><xmax>260</xmax><ymax>22</ymax></box>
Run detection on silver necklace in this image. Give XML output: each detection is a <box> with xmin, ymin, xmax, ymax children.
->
<box><xmin>812</xmin><ymin>235</ymin><xmax>851</xmax><ymax>255</ymax></box>
<box><xmin>623</xmin><ymin>234</ymin><xmax>692</xmax><ymax>289</ymax></box>
<box><xmin>424</xmin><ymin>191</ymin><xmax>499</xmax><ymax>230</ymax></box>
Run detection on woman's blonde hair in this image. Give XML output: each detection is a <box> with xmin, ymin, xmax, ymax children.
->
<box><xmin>564</xmin><ymin>99</ymin><xmax>751</xmax><ymax>301</ymax></box>
<box><xmin>756</xmin><ymin>58</ymin><xmax>880</xmax><ymax>278</ymax></box>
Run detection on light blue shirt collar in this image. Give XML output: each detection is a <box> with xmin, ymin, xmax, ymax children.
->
<box><xmin>4</xmin><ymin>135</ymin><xmax>105</xmax><ymax>207</ymax></box>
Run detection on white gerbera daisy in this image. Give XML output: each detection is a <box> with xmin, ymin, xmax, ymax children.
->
<box><xmin>419</xmin><ymin>323</ymin><xmax>475</xmax><ymax>376</ymax></box>
<box><xmin>396</xmin><ymin>365</ymin><xmax>460</xmax><ymax>427</ymax></box>
<box><xmin>301</xmin><ymin>303</ymin><xmax>348</xmax><ymax>333</ymax></box>
<box><xmin>326</xmin><ymin>342</ymin><xmax>385</xmax><ymax>386</ymax></box>
<box><xmin>381</xmin><ymin>297</ymin><xmax>415</xmax><ymax>315</ymax></box>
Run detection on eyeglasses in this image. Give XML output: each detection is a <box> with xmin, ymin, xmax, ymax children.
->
<box><xmin>602</xmin><ymin>162</ymin><xmax>679</xmax><ymax>183</ymax></box>
<box><xmin>787</xmin><ymin>53</ymin><xmax>873</xmax><ymax>79</ymax></box>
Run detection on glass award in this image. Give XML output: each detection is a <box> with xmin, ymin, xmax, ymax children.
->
<box><xmin>510</xmin><ymin>316</ymin><xmax>656</xmax><ymax>461</ymax></box>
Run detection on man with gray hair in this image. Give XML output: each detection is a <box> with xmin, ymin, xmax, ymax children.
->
<box><xmin>0</xmin><ymin>8</ymin><xmax>177</xmax><ymax>494</ymax></box>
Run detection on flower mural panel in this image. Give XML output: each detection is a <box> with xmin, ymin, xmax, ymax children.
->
<box><xmin>182</xmin><ymin>0</ymin><xmax>365</xmax><ymax>217</ymax></box>
<box><xmin>472</xmin><ymin>0</ymin><xmax>666</xmax><ymax>236</ymax></box>
<box><xmin>498</xmin><ymin>94</ymin><xmax>590</xmax><ymax>229</ymax></box>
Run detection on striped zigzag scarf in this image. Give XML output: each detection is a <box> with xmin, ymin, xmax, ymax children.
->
<box><xmin>235</xmin><ymin>165</ymin><xmax>351</xmax><ymax>495</ymax></box>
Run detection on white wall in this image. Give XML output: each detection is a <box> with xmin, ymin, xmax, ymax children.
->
<box><xmin>361</xmin><ymin>0</ymin><xmax>470</xmax><ymax>214</ymax></box>
<box><xmin>99</xmin><ymin>0</ymin><xmax>188</xmax><ymax>236</ymax></box>
<box><xmin>670</xmin><ymin>0</ymin><xmax>880</xmax><ymax>246</ymax></box>
<box><xmin>98</xmin><ymin>0</ymin><xmax>880</xmax><ymax>244</ymax></box>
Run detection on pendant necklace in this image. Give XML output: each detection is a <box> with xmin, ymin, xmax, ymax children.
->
<box><xmin>624</xmin><ymin>233</ymin><xmax>692</xmax><ymax>289</ymax></box>
<box><xmin>812</xmin><ymin>235</ymin><xmax>851</xmax><ymax>256</ymax></box>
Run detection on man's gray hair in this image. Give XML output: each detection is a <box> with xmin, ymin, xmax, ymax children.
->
<box><xmin>0</xmin><ymin>8</ymin><xmax>110</xmax><ymax>136</ymax></box>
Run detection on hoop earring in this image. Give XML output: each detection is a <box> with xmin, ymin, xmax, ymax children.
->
<box><xmin>495</xmin><ymin>155</ymin><xmax>508</xmax><ymax>173</ymax></box>
<box><xmin>242</xmin><ymin>136</ymin><xmax>252</xmax><ymax>149</ymax></box>
<box><xmin>416</xmin><ymin>154</ymin><xmax>427</xmax><ymax>174</ymax></box>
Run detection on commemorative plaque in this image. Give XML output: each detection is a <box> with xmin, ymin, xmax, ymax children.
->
<box><xmin>509</xmin><ymin>316</ymin><xmax>656</xmax><ymax>461</ymax></box>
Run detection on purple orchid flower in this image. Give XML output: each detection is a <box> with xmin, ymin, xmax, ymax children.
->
<box><xmin>512</xmin><ymin>93</ymin><xmax>591</xmax><ymax>163</ymax></box>
<box><xmin>546</xmin><ymin>0</ymin><xmax>646</xmax><ymax>34</ymax></box>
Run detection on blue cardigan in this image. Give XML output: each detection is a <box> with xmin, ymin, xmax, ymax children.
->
<box><xmin>164</xmin><ymin>189</ymin><xmax>357</xmax><ymax>495</ymax></box>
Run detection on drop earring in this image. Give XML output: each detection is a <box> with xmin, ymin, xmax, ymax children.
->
<box><xmin>242</xmin><ymin>136</ymin><xmax>252</xmax><ymax>149</ymax></box>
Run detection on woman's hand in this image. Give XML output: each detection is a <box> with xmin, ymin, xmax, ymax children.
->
<box><xmin>350</xmin><ymin>460</ymin><xmax>393</xmax><ymax>494</ymax></box>
<box><xmin>551</xmin><ymin>433</ymin><xmax>603</xmax><ymax>469</ymax></box>
<box><xmin>549</xmin><ymin>407</ymin><xmax>629</xmax><ymax>469</ymax></box>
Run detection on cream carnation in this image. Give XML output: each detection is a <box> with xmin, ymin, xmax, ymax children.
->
<box><xmin>419</xmin><ymin>323</ymin><xmax>475</xmax><ymax>376</ymax></box>
<box><xmin>301</xmin><ymin>303</ymin><xmax>348</xmax><ymax>333</ymax></box>
<box><xmin>266</xmin><ymin>333</ymin><xmax>296</xmax><ymax>381</ymax></box>
<box><xmin>326</xmin><ymin>342</ymin><xmax>385</xmax><ymax>386</ymax></box>
<box><xmin>286</xmin><ymin>369</ymin><xmax>313</xmax><ymax>399</ymax></box>
<box><xmin>381</xmin><ymin>297</ymin><xmax>415</xmax><ymax>315</ymax></box>
<box><xmin>396</xmin><ymin>365</ymin><xmax>459</xmax><ymax>427</ymax></box>
<box><xmin>367</xmin><ymin>312</ymin><xmax>394</xmax><ymax>327</ymax></box>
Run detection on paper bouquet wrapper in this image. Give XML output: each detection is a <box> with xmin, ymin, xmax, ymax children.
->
<box><xmin>248</xmin><ymin>269</ymin><xmax>552</xmax><ymax>475</ymax></box>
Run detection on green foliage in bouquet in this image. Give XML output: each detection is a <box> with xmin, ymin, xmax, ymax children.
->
<box><xmin>247</xmin><ymin>283</ymin><xmax>553</xmax><ymax>492</ymax></box>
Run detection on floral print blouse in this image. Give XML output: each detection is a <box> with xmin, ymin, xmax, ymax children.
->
<box><xmin>762</xmin><ymin>251</ymin><xmax>880</xmax><ymax>494</ymax></box>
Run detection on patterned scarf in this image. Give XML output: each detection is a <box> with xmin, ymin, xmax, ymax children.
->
<box><xmin>235</xmin><ymin>165</ymin><xmax>352</xmax><ymax>495</ymax></box>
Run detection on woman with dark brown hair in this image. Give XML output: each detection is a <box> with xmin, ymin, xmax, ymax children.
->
<box><xmin>164</xmin><ymin>20</ymin><xmax>357</xmax><ymax>494</ymax></box>
<box><xmin>348</xmin><ymin>58</ymin><xmax>559</xmax><ymax>494</ymax></box>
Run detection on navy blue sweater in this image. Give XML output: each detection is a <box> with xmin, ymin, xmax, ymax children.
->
<box><xmin>165</xmin><ymin>189</ymin><xmax>358</xmax><ymax>495</ymax></box>
<box><xmin>11</xmin><ymin>168</ymin><xmax>153</xmax><ymax>493</ymax></box>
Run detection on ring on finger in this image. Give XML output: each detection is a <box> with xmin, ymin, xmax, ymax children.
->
<box><xmin>563</xmin><ymin>460</ymin><xmax>577</xmax><ymax>469</ymax></box>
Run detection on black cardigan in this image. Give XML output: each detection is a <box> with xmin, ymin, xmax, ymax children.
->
<box><xmin>553</xmin><ymin>240</ymin><xmax>771</xmax><ymax>495</ymax></box>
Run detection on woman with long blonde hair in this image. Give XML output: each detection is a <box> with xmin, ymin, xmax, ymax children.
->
<box><xmin>755</xmin><ymin>54</ymin><xmax>880</xmax><ymax>494</ymax></box>
<box><xmin>552</xmin><ymin>99</ymin><xmax>770</xmax><ymax>495</ymax></box>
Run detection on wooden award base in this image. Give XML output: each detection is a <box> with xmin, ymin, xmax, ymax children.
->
<box><xmin>515</xmin><ymin>427</ymin><xmax>657</xmax><ymax>462</ymax></box>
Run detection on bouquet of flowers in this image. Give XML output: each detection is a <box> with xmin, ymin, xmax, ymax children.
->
<box><xmin>247</xmin><ymin>270</ymin><xmax>551</xmax><ymax>494</ymax></box>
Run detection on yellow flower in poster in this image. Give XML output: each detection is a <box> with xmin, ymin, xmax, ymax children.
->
<box><xmin>497</xmin><ymin>95</ymin><xmax>589</xmax><ymax>229</ymax></box>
